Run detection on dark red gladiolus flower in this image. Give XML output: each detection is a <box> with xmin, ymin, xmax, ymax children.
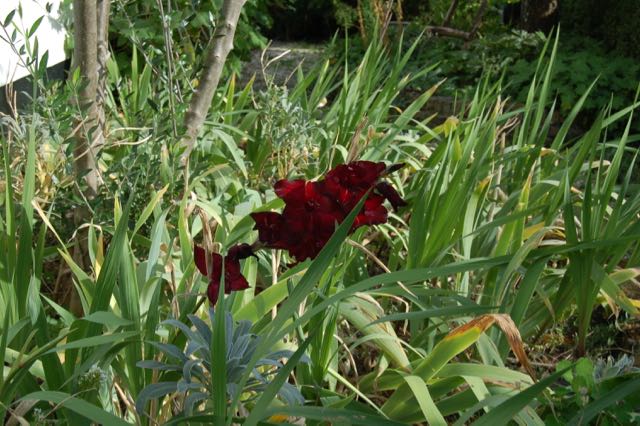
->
<box><xmin>251</xmin><ymin>161</ymin><xmax>406</xmax><ymax>262</ymax></box>
<box><xmin>194</xmin><ymin>244</ymin><xmax>254</xmax><ymax>305</ymax></box>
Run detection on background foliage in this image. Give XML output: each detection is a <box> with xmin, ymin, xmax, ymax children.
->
<box><xmin>560</xmin><ymin>0</ymin><xmax>640</xmax><ymax>60</ymax></box>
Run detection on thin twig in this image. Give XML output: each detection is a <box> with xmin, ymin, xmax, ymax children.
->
<box><xmin>156</xmin><ymin>0</ymin><xmax>179</xmax><ymax>138</ymax></box>
<box><xmin>441</xmin><ymin>0</ymin><xmax>459</xmax><ymax>27</ymax></box>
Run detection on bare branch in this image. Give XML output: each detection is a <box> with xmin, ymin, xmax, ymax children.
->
<box><xmin>469</xmin><ymin>0</ymin><xmax>488</xmax><ymax>38</ymax></box>
<box><xmin>433</xmin><ymin>0</ymin><xmax>487</xmax><ymax>41</ymax></box>
<box><xmin>181</xmin><ymin>0</ymin><xmax>247</xmax><ymax>162</ymax></box>
<box><xmin>426</xmin><ymin>25</ymin><xmax>471</xmax><ymax>40</ymax></box>
<box><xmin>96</xmin><ymin>0</ymin><xmax>111</xmax><ymax>145</ymax></box>
<box><xmin>441</xmin><ymin>0</ymin><xmax>459</xmax><ymax>27</ymax></box>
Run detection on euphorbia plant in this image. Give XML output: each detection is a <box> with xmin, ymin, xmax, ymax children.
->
<box><xmin>135</xmin><ymin>310</ymin><xmax>306</xmax><ymax>417</ymax></box>
<box><xmin>194</xmin><ymin>160</ymin><xmax>406</xmax><ymax>304</ymax></box>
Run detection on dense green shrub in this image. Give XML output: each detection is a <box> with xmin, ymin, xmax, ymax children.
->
<box><xmin>264</xmin><ymin>0</ymin><xmax>339</xmax><ymax>40</ymax></box>
<box><xmin>507</xmin><ymin>34</ymin><xmax>640</xmax><ymax>130</ymax></box>
<box><xmin>264</xmin><ymin>0</ymin><xmax>430</xmax><ymax>41</ymax></box>
<box><xmin>560</xmin><ymin>0</ymin><xmax>640</xmax><ymax>59</ymax></box>
<box><xmin>110</xmin><ymin>0</ymin><xmax>272</xmax><ymax>74</ymax></box>
<box><xmin>371</xmin><ymin>24</ymin><xmax>546</xmax><ymax>96</ymax></box>
<box><xmin>378</xmin><ymin>25</ymin><xmax>639</xmax><ymax>132</ymax></box>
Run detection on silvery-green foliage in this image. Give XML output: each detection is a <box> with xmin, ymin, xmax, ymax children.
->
<box><xmin>135</xmin><ymin>309</ymin><xmax>306</xmax><ymax>416</ymax></box>
<box><xmin>594</xmin><ymin>355</ymin><xmax>638</xmax><ymax>382</ymax></box>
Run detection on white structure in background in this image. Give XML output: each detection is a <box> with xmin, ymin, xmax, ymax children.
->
<box><xmin>0</xmin><ymin>0</ymin><xmax>67</xmax><ymax>86</ymax></box>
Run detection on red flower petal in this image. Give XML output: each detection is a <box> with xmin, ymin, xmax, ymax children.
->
<box><xmin>303</xmin><ymin>181</ymin><xmax>338</xmax><ymax>212</ymax></box>
<box><xmin>325</xmin><ymin>161</ymin><xmax>386</xmax><ymax>191</ymax></box>
<box><xmin>223</xmin><ymin>249</ymin><xmax>249</xmax><ymax>291</ymax></box>
<box><xmin>195</xmin><ymin>244</ymin><xmax>250</xmax><ymax>305</ymax></box>
<box><xmin>227</xmin><ymin>243</ymin><xmax>255</xmax><ymax>261</ymax></box>
<box><xmin>193</xmin><ymin>245</ymin><xmax>224</xmax><ymax>279</ymax></box>
<box><xmin>210</xmin><ymin>253</ymin><xmax>223</xmax><ymax>281</ymax></box>
<box><xmin>354</xmin><ymin>195</ymin><xmax>388</xmax><ymax>228</ymax></box>
<box><xmin>251</xmin><ymin>212</ymin><xmax>286</xmax><ymax>248</ymax></box>
<box><xmin>376</xmin><ymin>181</ymin><xmax>407</xmax><ymax>211</ymax></box>
<box><xmin>274</xmin><ymin>179</ymin><xmax>307</xmax><ymax>205</ymax></box>
<box><xmin>207</xmin><ymin>282</ymin><xmax>220</xmax><ymax>305</ymax></box>
<box><xmin>194</xmin><ymin>244</ymin><xmax>208</xmax><ymax>276</ymax></box>
<box><xmin>224</xmin><ymin>244</ymin><xmax>252</xmax><ymax>292</ymax></box>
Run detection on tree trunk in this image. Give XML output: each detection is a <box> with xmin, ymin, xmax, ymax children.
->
<box><xmin>72</xmin><ymin>0</ymin><xmax>100</xmax><ymax>198</ymax></box>
<box><xmin>70</xmin><ymin>0</ymin><xmax>110</xmax><ymax>314</ymax></box>
<box><xmin>181</xmin><ymin>0</ymin><xmax>247</xmax><ymax>162</ymax></box>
